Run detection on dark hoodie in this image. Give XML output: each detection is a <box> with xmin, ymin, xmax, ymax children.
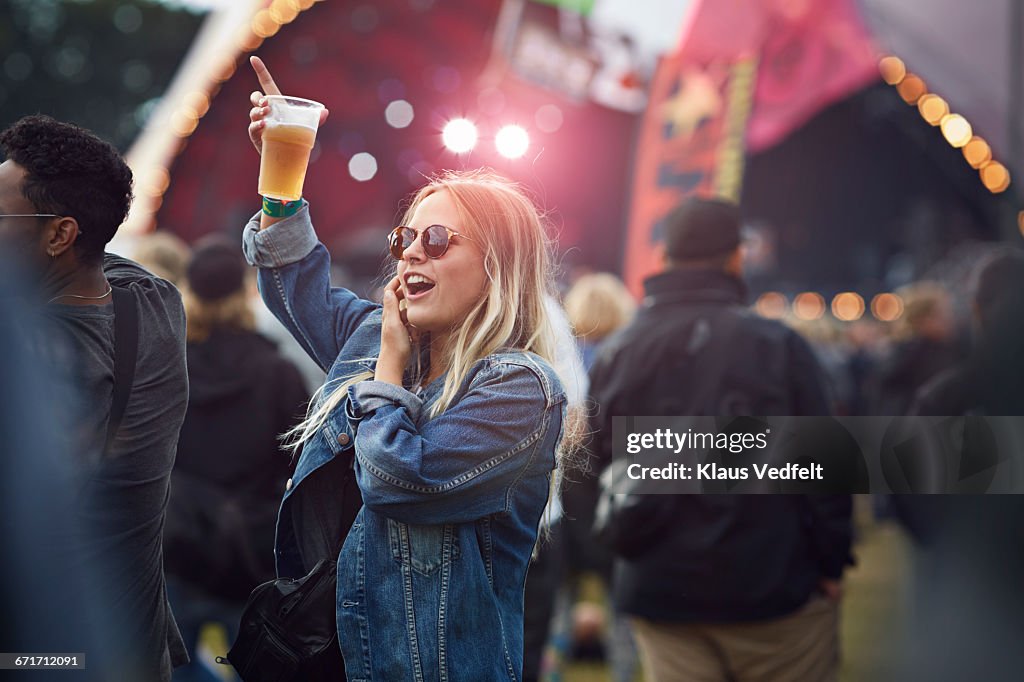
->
<box><xmin>170</xmin><ymin>328</ymin><xmax>309</xmax><ymax>591</ymax></box>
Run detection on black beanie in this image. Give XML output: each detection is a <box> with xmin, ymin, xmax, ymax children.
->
<box><xmin>663</xmin><ymin>197</ymin><xmax>742</xmax><ymax>261</ymax></box>
<box><xmin>187</xmin><ymin>236</ymin><xmax>245</xmax><ymax>301</ymax></box>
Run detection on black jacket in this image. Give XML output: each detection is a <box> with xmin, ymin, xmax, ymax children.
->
<box><xmin>587</xmin><ymin>268</ymin><xmax>853</xmax><ymax>623</ymax></box>
<box><xmin>170</xmin><ymin>328</ymin><xmax>309</xmax><ymax>594</ymax></box>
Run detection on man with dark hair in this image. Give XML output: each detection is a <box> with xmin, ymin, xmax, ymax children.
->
<box><xmin>0</xmin><ymin>115</ymin><xmax>189</xmax><ymax>680</ymax></box>
<box><xmin>587</xmin><ymin>197</ymin><xmax>853</xmax><ymax>681</ymax></box>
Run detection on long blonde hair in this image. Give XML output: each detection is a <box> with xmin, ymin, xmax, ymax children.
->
<box><xmin>283</xmin><ymin>169</ymin><xmax>561</xmax><ymax>452</ymax></box>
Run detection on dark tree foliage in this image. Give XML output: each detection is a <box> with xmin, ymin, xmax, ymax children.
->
<box><xmin>0</xmin><ymin>0</ymin><xmax>204</xmax><ymax>151</ymax></box>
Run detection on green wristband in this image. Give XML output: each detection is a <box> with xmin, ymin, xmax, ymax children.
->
<box><xmin>262</xmin><ymin>196</ymin><xmax>303</xmax><ymax>218</ymax></box>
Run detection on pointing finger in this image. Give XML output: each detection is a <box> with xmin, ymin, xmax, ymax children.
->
<box><xmin>250</xmin><ymin>56</ymin><xmax>282</xmax><ymax>96</ymax></box>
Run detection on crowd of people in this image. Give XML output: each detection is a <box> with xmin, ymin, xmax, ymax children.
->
<box><xmin>2</xmin><ymin>53</ymin><xmax>1023</xmax><ymax>682</ymax></box>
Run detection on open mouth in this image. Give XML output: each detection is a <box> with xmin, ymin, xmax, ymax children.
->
<box><xmin>405</xmin><ymin>273</ymin><xmax>436</xmax><ymax>298</ymax></box>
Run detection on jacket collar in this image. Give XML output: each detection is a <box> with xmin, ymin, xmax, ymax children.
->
<box><xmin>642</xmin><ymin>267</ymin><xmax>747</xmax><ymax>308</ymax></box>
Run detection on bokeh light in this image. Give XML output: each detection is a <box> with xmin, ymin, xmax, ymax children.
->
<box><xmin>144</xmin><ymin>167</ymin><xmax>171</xmax><ymax>197</ymax></box>
<box><xmin>269</xmin><ymin>0</ymin><xmax>300</xmax><ymax>24</ymax></box>
<box><xmin>896</xmin><ymin>74</ymin><xmax>926</xmax><ymax>104</ymax></box>
<box><xmin>962</xmin><ymin>136</ymin><xmax>992</xmax><ymax>169</ymax></box>
<box><xmin>495</xmin><ymin>124</ymin><xmax>529</xmax><ymax>159</ymax></box>
<box><xmin>878</xmin><ymin>56</ymin><xmax>906</xmax><ymax>85</ymax></box>
<box><xmin>755</xmin><ymin>292</ymin><xmax>788</xmax><ymax>319</ymax></box>
<box><xmin>871</xmin><ymin>293</ymin><xmax>904</xmax><ymax>322</ymax></box>
<box><xmin>980</xmin><ymin>161</ymin><xmax>1011</xmax><ymax>193</ymax></box>
<box><xmin>831</xmin><ymin>292</ymin><xmax>865</xmax><ymax>321</ymax></box>
<box><xmin>442</xmin><ymin>118</ymin><xmax>477</xmax><ymax>153</ymax></box>
<box><xmin>917</xmin><ymin>94</ymin><xmax>948</xmax><ymax>126</ymax></box>
<box><xmin>793</xmin><ymin>292</ymin><xmax>826</xmax><ymax>320</ymax></box>
<box><xmin>940</xmin><ymin>114</ymin><xmax>972</xmax><ymax>148</ymax></box>
<box><xmin>385</xmin><ymin>100</ymin><xmax>414</xmax><ymax>129</ymax></box>
<box><xmin>251</xmin><ymin>10</ymin><xmax>280</xmax><ymax>39</ymax></box>
<box><xmin>535</xmin><ymin>104</ymin><xmax>564</xmax><ymax>133</ymax></box>
<box><xmin>348</xmin><ymin>152</ymin><xmax>378</xmax><ymax>182</ymax></box>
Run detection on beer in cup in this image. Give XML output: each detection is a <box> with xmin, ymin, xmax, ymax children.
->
<box><xmin>258</xmin><ymin>95</ymin><xmax>325</xmax><ymax>201</ymax></box>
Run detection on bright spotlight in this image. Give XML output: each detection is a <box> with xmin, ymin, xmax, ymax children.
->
<box><xmin>495</xmin><ymin>125</ymin><xmax>529</xmax><ymax>159</ymax></box>
<box><xmin>442</xmin><ymin>118</ymin><xmax>477</xmax><ymax>154</ymax></box>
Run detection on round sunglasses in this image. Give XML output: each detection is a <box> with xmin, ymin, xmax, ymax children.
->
<box><xmin>388</xmin><ymin>224</ymin><xmax>474</xmax><ymax>260</ymax></box>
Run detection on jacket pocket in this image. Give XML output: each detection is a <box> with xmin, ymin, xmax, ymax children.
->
<box><xmin>387</xmin><ymin>519</ymin><xmax>461</xmax><ymax>576</ymax></box>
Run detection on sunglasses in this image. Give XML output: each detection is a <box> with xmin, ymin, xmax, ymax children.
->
<box><xmin>388</xmin><ymin>224</ymin><xmax>474</xmax><ymax>260</ymax></box>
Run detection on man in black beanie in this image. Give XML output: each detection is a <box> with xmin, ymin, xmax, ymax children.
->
<box><xmin>165</xmin><ymin>234</ymin><xmax>308</xmax><ymax>678</ymax></box>
<box><xmin>586</xmin><ymin>197</ymin><xmax>852</xmax><ymax>681</ymax></box>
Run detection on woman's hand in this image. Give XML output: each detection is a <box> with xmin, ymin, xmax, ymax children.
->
<box><xmin>247</xmin><ymin>56</ymin><xmax>329</xmax><ymax>154</ymax></box>
<box><xmin>375</xmin><ymin>276</ymin><xmax>414</xmax><ymax>386</ymax></box>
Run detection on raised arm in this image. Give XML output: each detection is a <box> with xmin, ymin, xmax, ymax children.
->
<box><xmin>242</xmin><ymin>56</ymin><xmax>374</xmax><ymax>370</ymax></box>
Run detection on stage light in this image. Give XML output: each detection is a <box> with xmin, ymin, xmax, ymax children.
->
<box><xmin>879</xmin><ymin>56</ymin><xmax>906</xmax><ymax>85</ymax></box>
<box><xmin>385</xmin><ymin>100</ymin><xmax>414</xmax><ymax>129</ymax></box>
<box><xmin>495</xmin><ymin>125</ymin><xmax>529</xmax><ymax>159</ymax></box>
<box><xmin>940</xmin><ymin>114</ymin><xmax>972</xmax><ymax>148</ymax></box>
<box><xmin>871</xmin><ymin>293</ymin><xmax>903</xmax><ymax>322</ymax></box>
<box><xmin>963</xmin><ymin>136</ymin><xmax>992</xmax><ymax>169</ymax></box>
<box><xmin>348</xmin><ymin>152</ymin><xmax>378</xmax><ymax>182</ymax></box>
<box><xmin>832</xmin><ymin>292</ymin><xmax>865</xmax><ymax>322</ymax></box>
<box><xmin>980</xmin><ymin>161</ymin><xmax>1010</xmax><ymax>193</ymax></box>
<box><xmin>755</xmin><ymin>292</ymin><xmax>787</xmax><ymax>319</ymax></box>
<box><xmin>442</xmin><ymin>118</ymin><xmax>477</xmax><ymax>154</ymax></box>
<box><xmin>793</xmin><ymin>292</ymin><xmax>825</xmax><ymax>320</ymax></box>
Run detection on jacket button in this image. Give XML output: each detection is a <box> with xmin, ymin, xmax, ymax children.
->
<box><xmin>337</xmin><ymin>433</ymin><xmax>351</xmax><ymax>446</ymax></box>
<box><xmin>285</xmin><ymin>478</ymin><xmax>293</xmax><ymax>492</ymax></box>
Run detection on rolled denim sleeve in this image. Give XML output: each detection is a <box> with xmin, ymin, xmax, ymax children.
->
<box><xmin>241</xmin><ymin>202</ymin><xmax>378</xmax><ymax>371</ymax></box>
<box><xmin>242</xmin><ymin>201</ymin><xmax>318</xmax><ymax>268</ymax></box>
<box><xmin>348</xmin><ymin>380</ymin><xmax>424</xmax><ymax>423</ymax></box>
<box><xmin>350</xmin><ymin>362</ymin><xmax>560</xmax><ymax>525</ymax></box>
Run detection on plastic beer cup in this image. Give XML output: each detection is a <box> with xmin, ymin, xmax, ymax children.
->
<box><xmin>258</xmin><ymin>95</ymin><xmax>325</xmax><ymax>201</ymax></box>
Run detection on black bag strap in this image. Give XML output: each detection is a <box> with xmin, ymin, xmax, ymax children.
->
<box><xmin>104</xmin><ymin>286</ymin><xmax>139</xmax><ymax>456</ymax></box>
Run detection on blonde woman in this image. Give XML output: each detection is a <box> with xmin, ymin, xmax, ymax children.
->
<box><xmin>564</xmin><ymin>272</ymin><xmax>636</xmax><ymax>370</ymax></box>
<box><xmin>244</xmin><ymin>59</ymin><xmax>566</xmax><ymax>681</ymax></box>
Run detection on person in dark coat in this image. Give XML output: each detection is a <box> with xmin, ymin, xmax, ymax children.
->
<box><xmin>166</xmin><ymin>236</ymin><xmax>309</xmax><ymax>682</ymax></box>
<box><xmin>911</xmin><ymin>249</ymin><xmax>1024</xmax><ymax>416</ymax></box>
<box><xmin>587</xmin><ymin>197</ymin><xmax>853</xmax><ymax>682</ymax></box>
<box><xmin>870</xmin><ymin>281</ymin><xmax>961</xmax><ymax>416</ymax></box>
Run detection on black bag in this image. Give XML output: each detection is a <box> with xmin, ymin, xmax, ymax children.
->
<box><xmin>219</xmin><ymin>557</ymin><xmax>345</xmax><ymax>681</ymax></box>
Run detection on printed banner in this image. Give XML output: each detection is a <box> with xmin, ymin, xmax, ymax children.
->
<box><xmin>622</xmin><ymin>0</ymin><xmax>879</xmax><ymax>296</ymax></box>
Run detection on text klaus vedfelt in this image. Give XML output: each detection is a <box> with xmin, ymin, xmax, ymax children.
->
<box><xmin>624</xmin><ymin>428</ymin><xmax>823</xmax><ymax>481</ymax></box>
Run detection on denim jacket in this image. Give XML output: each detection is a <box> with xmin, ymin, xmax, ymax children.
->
<box><xmin>242</xmin><ymin>204</ymin><xmax>565</xmax><ymax>681</ymax></box>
